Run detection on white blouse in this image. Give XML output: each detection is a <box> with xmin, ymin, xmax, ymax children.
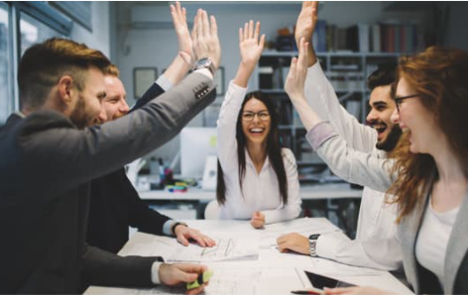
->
<box><xmin>216</xmin><ymin>81</ymin><xmax>302</xmax><ymax>224</ymax></box>
<box><xmin>416</xmin><ymin>197</ymin><xmax>459</xmax><ymax>289</ymax></box>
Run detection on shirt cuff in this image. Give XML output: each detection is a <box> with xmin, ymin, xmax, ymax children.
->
<box><xmin>308</xmin><ymin>60</ymin><xmax>321</xmax><ymax>71</ymax></box>
<box><xmin>306</xmin><ymin>121</ymin><xmax>337</xmax><ymax>150</ymax></box>
<box><xmin>151</xmin><ymin>261</ymin><xmax>163</xmax><ymax>284</ymax></box>
<box><xmin>156</xmin><ymin>75</ymin><xmax>174</xmax><ymax>92</ymax></box>
<box><xmin>316</xmin><ymin>231</ymin><xmax>350</xmax><ymax>259</ymax></box>
<box><xmin>163</xmin><ymin>220</ymin><xmax>176</xmax><ymax>236</ymax></box>
<box><xmin>194</xmin><ymin>68</ymin><xmax>213</xmax><ymax>80</ymax></box>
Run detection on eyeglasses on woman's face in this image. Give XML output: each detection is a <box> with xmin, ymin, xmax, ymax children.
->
<box><xmin>242</xmin><ymin>111</ymin><xmax>270</xmax><ymax>122</ymax></box>
<box><xmin>393</xmin><ymin>94</ymin><xmax>419</xmax><ymax>113</ymax></box>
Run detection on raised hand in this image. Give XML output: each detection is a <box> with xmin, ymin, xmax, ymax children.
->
<box><xmin>295</xmin><ymin>1</ymin><xmax>318</xmax><ymax>66</ymax></box>
<box><xmin>239</xmin><ymin>20</ymin><xmax>266</xmax><ymax>70</ymax></box>
<box><xmin>170</xmin><ymin>2</ymin><xmax>193</xmax><ymax>65</ymax></box>
<box><xmin>233</xmin><ymin>20</ymin><xmax>265</xmax><ymax>87</ymax></box>
<box><xmin>192</xmin><ymin>9</ymin><xmax>221</xmax><ymax>70</ymax></box>
<box><xmin>285</xmin><ymin>37</ymin><xmax>309</xmax><ymax>100</ymax></box>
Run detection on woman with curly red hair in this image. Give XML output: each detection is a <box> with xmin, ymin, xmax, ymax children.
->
<box><xmin>325</xmin><ymin>47</ymin><xmax>468</xmax><ymax>295</ymax></box>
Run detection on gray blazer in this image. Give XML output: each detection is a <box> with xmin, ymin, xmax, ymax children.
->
<box><xmin>399</xmin><ymin>171</ymin><xmax>468</xmax><ymax>294</ymax></box>
<box><xmin>0</xmin><ymin>73</ymin><xmax>215</xmax><ymax>293</ymax></box>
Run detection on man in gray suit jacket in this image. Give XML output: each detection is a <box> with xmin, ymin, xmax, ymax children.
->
<box><xmin>0</xmin><ymin>9</ymin><xmax>220</xmax><ymax>293</ymax></box>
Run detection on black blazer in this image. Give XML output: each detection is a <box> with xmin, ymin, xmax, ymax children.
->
<box><xmin>0</xmin><ymin>73</ymin><xmax>215</xmax><ymax>294</ymax></box>
<box><xmin>87</xmin><ymin>83</ymin><xmax>172</xmax><ymax>254</ymax></box>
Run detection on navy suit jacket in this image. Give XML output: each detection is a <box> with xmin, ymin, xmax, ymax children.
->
<box><xmin>87</xmin><ymin>83</ymin><xmax>172</xmax><ymax>254</ymax></box>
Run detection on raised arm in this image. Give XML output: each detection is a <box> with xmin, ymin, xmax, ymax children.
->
<box><xmin>286</xmin><ymin>38</ymin><xmax>394</xmax><ymax>191</ymax></box>
<box><xmin>296</xmin><ymin>1</ymin><xmax>376</xmax><ymax>152</ymax></box>
<box><xmin>217</xmin><ymin>21</ymin><xmax>265</xmax><ymax>172</ymax></box>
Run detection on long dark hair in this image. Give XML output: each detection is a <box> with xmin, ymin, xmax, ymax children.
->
<box><xmin>217</xmin><ymin>91</ymin><xmax>288</xmax><ymax>206</ymax></box>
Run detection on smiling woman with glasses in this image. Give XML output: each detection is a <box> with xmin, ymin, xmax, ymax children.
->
<box><xmin>393</xmin><ymin>93</ymin><xmax>420</xmax><ymax>113</ymax></box>
<box><xmin>216</xmin><ymin>21</ymin><xmax>301</xmax><ymax>229</ymax></box>
<box><xmin>323</xmin><ymin>47</ymin><xmax>468</xmax><ymax>295</ymax></box>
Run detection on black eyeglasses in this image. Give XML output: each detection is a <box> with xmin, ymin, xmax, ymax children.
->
<box><xmin>242</xmin><ymin>111</ymin><xmax>270</xmax><ymax>122</ymax></box>
<box><xmin>393</xmin><ymin>94</ymin><xmax>419</xmax><ymax>113</ymax></box>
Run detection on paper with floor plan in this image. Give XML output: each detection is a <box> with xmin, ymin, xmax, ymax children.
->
<box><xmin>168</xmin><ymin>236</ymin><xmax>260</xmax><ymax>262</ymax></box>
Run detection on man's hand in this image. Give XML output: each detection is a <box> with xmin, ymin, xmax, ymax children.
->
<box><xmin>250</xmin><ymin>211</ymin><xmax>265</xmax><ymax>229</ymax></box>
<box><xmin>192</xmin><ymin>9</ymin><xmax>221</xmax><ymax>70</ymax></box>
<box><xmin>174</xmin><ymin>224</ymin><xmax>216</xmax><ymax>247</ymax></box>
<box><xmin>285</xmin><ymin>37</ymin><xmax>309</xmax><ymax>100</ymax></box>
<box><xmin>170</xmin><ymin>2</ymin><xmax>193</xmax><ymax>65</ymax></box>
<box><xmin>159</xmin><ymin>263</ymin><xmax>208</xmax><ymax>295</ymax></box>
<box><xmin>295</xmin><ymin>1</ymin><xmax>318</xmax><ymax>66</ymax></box>
<box><xmin>276</xmin><ymin>232</ymin><xmax>309</xmax><ymax>255</ymax></box>
<box><xmin>239</xmin><ymin>20</ymin><xmax>265</xmax><ymax>70</ymax></box>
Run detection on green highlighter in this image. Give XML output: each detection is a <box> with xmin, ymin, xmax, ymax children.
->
<box><xmin>187</xmin><ymin>270</ymin><xmax>214</xmax><ymax>290</ymax></box>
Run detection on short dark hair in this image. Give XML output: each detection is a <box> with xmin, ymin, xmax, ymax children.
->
<box><xmin>367</xmin><ymin>63</ymin><xmax>396</xmax><ymax>91</ymax></box>
<box><xmin>18</xmin><ymin>37</ymin><xmax>111</xmax><ymax>110</ymax></box>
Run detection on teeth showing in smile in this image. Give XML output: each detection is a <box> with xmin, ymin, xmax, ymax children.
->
<box><xmin>372</xmin><ymin>124</ymin><xmax>386</xmax><ymax>134</ymax></box>
<box><xmin>250</xmin><ymin>128</ymin><xmax>264</xmax><ymax>133</ymax></box>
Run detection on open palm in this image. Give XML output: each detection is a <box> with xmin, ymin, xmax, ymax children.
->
<box><xmin>239</xmin><ymin>20</ymin><xmax>265</xmax><ymax>68</ymax></box>
<box><xmin>171</xmin><ymin>2</ymin><xmax>193</xmax><ymax>61</ymax></box>
<box><xmin>285</xmin><ymin>37</ymin><xmax>309</xmax><ymax>99</ymax></box>
<box><xmin>295</xmin><ymin>1</ymin><xmax>318</xmax><ymax>45</ymax></box>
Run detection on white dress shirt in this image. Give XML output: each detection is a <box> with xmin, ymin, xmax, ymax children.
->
<box><xmin>304</xmin><ymin>62</ymin><xmax>402</xmax><ymax>270</ymax></box>
<box><xmin>217</xmin><ymin>81</ymin><xmax>302</xmax><ymax>224</ymax></box>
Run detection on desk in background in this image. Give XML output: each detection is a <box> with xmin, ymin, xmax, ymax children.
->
<box><xmin>85</xmin><ymin>218</ymin><xmax>412</xmax><ymax>295</ymax></box>
<box><xmin>139</xmin><ymin>183</ymin><xmax>363</xmax><ymax>236</ymax></box>
<box><xmin>139</xmin><ymin>183</ymin><xmax>362</xmax><ymax>201</ymax></box>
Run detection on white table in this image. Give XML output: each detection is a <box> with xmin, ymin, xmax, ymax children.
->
<box><xmin>85</xmin><ymin>218</ymin><xmax>412</xmax><ymax>295</ymax></box>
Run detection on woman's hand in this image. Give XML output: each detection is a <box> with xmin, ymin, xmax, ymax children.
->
<box><xmin>250</xmin><ymin>211</ymin><xmax>265</xmax><ymax>229</ymax></box>
<box><xmin>239</xmin><ymin>20</ymin><xmax>266</xmax><ymax>70</ymax></box>
<box><xmin>324</xmin><ymin>286</ymin><xmax>396</xmax><ymax>295</ymax></box>
<box><xmin>233</xmin><ymin>20</ymin><xmax>265</xmax><ymax>88</ymax></box>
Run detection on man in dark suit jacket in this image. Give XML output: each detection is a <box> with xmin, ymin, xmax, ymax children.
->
<box><xmin>0</xmin><ymin>9</ymin><xmax>220</xmax><ymax>293</ymax></box>
<box><xmin>87</xmin><ymin>3</ymin><xmax>215</xmax><ymax>255</ymax></box>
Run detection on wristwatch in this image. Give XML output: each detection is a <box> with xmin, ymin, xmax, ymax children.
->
<box><xmin>193</xmin><ymin>57</ymin><xmax>216</xmax><ymax>75</ymax></box>
<box><xmin>308</xmin><ymin>234</ymin><xmax>321</xmax><ymax>257</ymax></box>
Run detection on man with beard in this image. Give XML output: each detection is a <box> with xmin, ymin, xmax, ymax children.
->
<box><xmin>277</xmin><ymin>1</ymin><xmax>403</xmax><ymax>271</ymax></box>
<box><xmin>0</xmin><ymin>7</ymin><xmax>220</xmax><ymax>293</ymax></box>
<box><xmin>87</xmin><ymin>2</ymin><xmax>215</xmax><ymax>257</ymax></box>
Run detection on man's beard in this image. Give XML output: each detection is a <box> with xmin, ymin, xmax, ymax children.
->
<box><xmin>376</xmin><ymin>124</ymin><xmax>402</xmax><ymax>152</ymax></box>
<box><xmin>70</xmin><ymin>96</ymin><xmax>92</xmax><ymax>129</ymax></box>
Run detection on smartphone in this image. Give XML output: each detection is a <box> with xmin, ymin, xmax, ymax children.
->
<box><xmin>304</xmin><ymin>271</ymin><xmax>356</xmax><ymax>290</ymax></box>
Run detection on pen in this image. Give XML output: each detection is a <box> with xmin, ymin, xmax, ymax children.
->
<box><xmin>291</xmin><ymin>290</ymin><xmax>322</xmax><ymax>295</ymax></box>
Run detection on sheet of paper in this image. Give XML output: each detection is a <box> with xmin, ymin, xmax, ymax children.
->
<box><xmin>168</xmin><ymin>236</ymin><xmax>259</xmax><ymax>262</ymax></box>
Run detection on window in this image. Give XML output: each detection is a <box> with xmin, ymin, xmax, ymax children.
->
<box><xmin>20</xmin><ymin>12</ymin><xmax>64</xmax><ymax>56</ymax></box>
<box><xmin>0</xmin><ymin>3</ymin><xmax>11</xmax><ymax>124</ymax></box>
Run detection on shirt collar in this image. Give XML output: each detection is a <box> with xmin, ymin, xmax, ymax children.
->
<box><xmin>245</xmin><ymin>149</ymin><xmax>270</xmax><ymax>171</ymax></box>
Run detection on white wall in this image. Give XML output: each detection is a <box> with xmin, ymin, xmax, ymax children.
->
<box><xmin>70</xmin><ymin>2</ymin><xmax>111</xmax><ymax>58</ymax></box>
<box><xmin>113</xmin><ymin>1</ymin><xmax>430</xmax><ymax>171</ymax></box>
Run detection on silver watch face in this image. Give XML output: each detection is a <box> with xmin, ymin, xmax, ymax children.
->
<box><xmin>196</xmin><ymin>58</ymin><xmax>211</xmax><ymax>68</ymax></box>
